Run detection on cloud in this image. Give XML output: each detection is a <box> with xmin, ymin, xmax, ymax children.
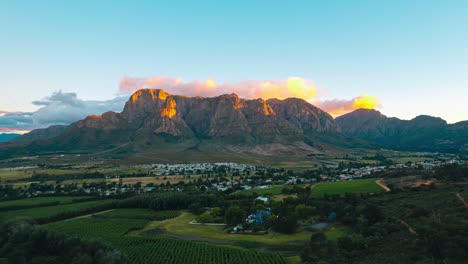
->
<box><xmin>120</xmin><ymin>76</ymin><xmax>317</xmax><ymax>101</ymax></box>
<box><xmin>317</xmin><ymin>94</ymin><xmax>381</xmax><ymax>117</ymax></box>
<box><xmin>0</xmin><ymin>112</ymin><xmax>34</xmax><ymax>132</ymax></box>
<box><xmin>0</xmin><ymin>91</ymin><xmax>128</xmax><ymax>133</ymax></box>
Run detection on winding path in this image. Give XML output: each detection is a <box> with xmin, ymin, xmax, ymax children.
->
<box><xmin>399</xmin><ymin>219</ymin><xmax>417</xmax><ymax>235</ymax></box>
<box><xmin>376</xmin><ymin>178</ymin><xmax>391</xmax><ymax>192</ymax></box>
<box><xmin>456</xmin><ymin>193</ymin><xmax>468</xmax><ymax>208</ymax></box>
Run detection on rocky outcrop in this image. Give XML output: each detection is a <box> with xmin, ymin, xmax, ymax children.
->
<box><xmin>74</xmin><ymin>89</ymin><xmax>339</xmax><ymax>140</ymax></box>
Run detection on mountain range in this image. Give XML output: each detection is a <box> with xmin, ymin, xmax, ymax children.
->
<box><xmin>336</xmin><ymin>109</ymin><xmax>468</xmax><ymax>153</ymax></box>
<box><xmin>1</xmin><ymin>89</ymin><xmax>467</xmax><ymax>161</ymax></box>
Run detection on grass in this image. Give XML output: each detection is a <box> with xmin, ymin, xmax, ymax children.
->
<box><xmin>0</xmin><ymin>199</ymin><xmax>117</xmax><ymax>221</ymax></box>
<box><xmin>148</xmin><ymin>212</ymin><xmax>311</xmax><ymax>244</ymax></box>
<box><xmin>272</xmin><ymin>194</ymin><xmax>298</xmax><ymax>201</ymax></box>
<box><xmin>0</xmin><ymin>170</ymin><xmax>34</xmax><ymax>181</ymax></box>
<box><xmin>0</xmin><ymin>196</ymin><xmax>91</xmax><ymax>209</ymax></box>
<box><xmin>312</xmin><ymin>178</ymin><xmax>384</xmax><ymax>197</ymax></box>
<box><xmin>47</xmin><ymin>210</ymin><xmax>286</xmax><ymax>264</ymax></box>
<box><xmin>324</xmin><ymin>227</ymin><xmax>345</xmax><ymax>240</ymax></box>
<box><xmin>286</xmin><ymin>256</ymin><xmax>302</xmax><ymax>264</ymax></box>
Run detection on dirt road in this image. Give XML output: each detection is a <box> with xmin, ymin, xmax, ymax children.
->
<box><xmin>376</xmin><ymin>178</ymin><xmax>391</xmax><ymax>192</ymax></box>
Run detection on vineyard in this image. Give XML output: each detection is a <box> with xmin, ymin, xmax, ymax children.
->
<box><xmin>0</xmin><ymin>196</ymin><xmax>92</xmax><ymax>210</ymax></box>
<box><xmin>0</xmin><ymin>199</ymin><xmax>117</xmax><ymax>222</ymax></box>
<box><xmin>93</xmin><ymin>208</ymin><xmax>181</xmax><ymax>221</ymax></box>
<box><xmin>47</xmin><ymin>209</ymin><xmax>286</xmax><ymax>264</ymax></box>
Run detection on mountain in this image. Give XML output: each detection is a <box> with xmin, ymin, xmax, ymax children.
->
<box><xmin>10</xmin><ymin>125</ymin><xmax>68</xmax><ymax>144</ymax></box>
<box><xmin>0</xmin><ymin>89</ymin><xmax>348</xmax><ymax>161</ymax></box>
<box><xmin>0</xmin><ymin>133</ymin><xmax>20</xmax><ymax>143</ymax></box>
<box><xmin>336</xmin><ymin>109</ymin><xmax>468</xmax><ymax>153</ymax></box>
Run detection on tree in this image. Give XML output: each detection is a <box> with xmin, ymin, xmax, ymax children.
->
<box><xmin>197</xmin><ymin>212</ymin><xmax>214</xmax><ymax>223</ymax></box>
<box><xmin>295</xmin><ymin>204</ymin><xmax>315</xmax><ymax>220</ymax></box>
<box><xmin>272</xmin><ymin>213</ymin><xmax>298</xmax><ymax>233</ymax></box>
<box><xmin>225</xmin><ymin>206</ymin><xmax>245</xmax><ymax>225</ymax></box>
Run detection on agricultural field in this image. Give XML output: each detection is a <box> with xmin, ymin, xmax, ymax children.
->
<box><xmin>0</xmin><ymin>196</ymin><xmax>92</xmax><ymax>210</ymax></box>
<box><xmin>0</xmin><ymin>169</ymin><xmax>34</xmax><ymax>181</ymax></box>
<box><xmin>0</xmin><ymin>199</ymin><xmax>117</xmax><ymax>222</ymax></box>
<box><xmin>93</xmin><ymin>208</ymin><xmax>181</xmax><ymax>221</ymax></box>
<box><xmin>47</xmin><ymin>209</ymin><xmax>286</xmax><ymax>264</ymax></box>
<box><xmin>311</xmin><ymin>178</ymin><xmax>384</xmax><ymax>197</ymax></box>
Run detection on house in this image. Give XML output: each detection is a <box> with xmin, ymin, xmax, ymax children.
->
<box><xmin>256</xmin><ymin>195</ymin><xmax>269</xmax><ymax>203</ymax></box>
<box><xmin>246</xmin><ymin>210</ymin><xmax>271</xmax><ymax>225</ymax></box>
<box><xmin>233</xmin><ymin>224</ymin><xmax>243</xmax><ymax>232</ymax></box>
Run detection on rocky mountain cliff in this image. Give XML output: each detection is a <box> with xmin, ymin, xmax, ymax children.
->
<box><xmin>1</xmin><ymin>89</ymin><xmax>343</xmax><ymax>160</ymax></box>
<box><xmin>336</xmin><ymin>109</ymin><xmax>468</xmax><ymax>153</ymax></box>
<box><xmin>5</xmin><ymin>90</ymin><xmax>466</xmax><ymax>160</ymax></box>
<box><xmin>65</xmin><ymin>89</ymin><xmax>338</xmax><ymax>139</ymax></box>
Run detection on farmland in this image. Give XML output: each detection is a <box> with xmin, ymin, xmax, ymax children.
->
<box><xmin>47</xmin><ymin>209</ymin><xmax>286</xmax><ymax>264</ymax></box>
<box><xmin>0</xmin><ymin>199</ymin><xmax>117</xmax><ymax>222</ymax></box>
<box><xmin>311</xmin><ymin>178</ymin><xmax>384</xmax><ymax>197</ymax></box>
<box><xmin>94</xmin><ymin>208</ymin><xmax>181</xmax><ymax>221</ymax></box>
<box><xmin>0</xmin><ymin>195</ymin><xmax>91</xmax><ymax>210</ymax></box>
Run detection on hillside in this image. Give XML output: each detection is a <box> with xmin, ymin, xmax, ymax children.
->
<box><xmin>336</xmin><ymin>109</ymin><xmax>468</xmax><ymax>153</ymax></box>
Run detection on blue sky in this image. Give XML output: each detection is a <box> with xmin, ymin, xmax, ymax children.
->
<box><xmin>1</xmin><ymin>0</ymin><xmax>467</xmax><ymax>126</ymax></box>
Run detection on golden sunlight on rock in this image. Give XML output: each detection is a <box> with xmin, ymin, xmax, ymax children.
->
<box><xmin>160</xmin><ymin>97</ymin><xmax>177</xmax><ymax>118</ymax></box>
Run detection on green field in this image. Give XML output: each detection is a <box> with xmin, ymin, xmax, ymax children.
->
<box><xmin>0</xmin><ymin>199</ymin><xmax>117</xmax><ymax>221</ymax></box>
<box><xmin>312</xmin><ymin>178</ymin><xmax>383</xmax><ymax>197</ymax></box>
<box><xmin>0</xmin><ymin>169</ymin><xmax>34</xmax><ymax>181</ymax></box>
<box><xmin>47</xmin><ymin>209</ymin><xmax>286</xmax><ymax>264</ymax></box>
<box><xmin>0</xmin><ymin>196</ymin><xmax>92</xmax><ymax>209</ymax></box>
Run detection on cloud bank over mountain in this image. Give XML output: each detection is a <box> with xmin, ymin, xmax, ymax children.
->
<box><xmin>120</xmin><ymin>75</ymin><xmax>380</xmax><ymax>118</ymax></box>
<box><xmin>0</xmin><ymin>91</ymin><xmax>127</xmax><ymax>133</ymax></box>
<box><xmin>120</xmin><ymin>76</ymin><xmax>318</xmax><ymax>101</ymax></box>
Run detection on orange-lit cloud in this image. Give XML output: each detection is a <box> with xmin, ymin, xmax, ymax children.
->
<box><xmin>120</xmin><ymin>76</ymin><xmax>317</xmax><ymax>101</ymax></box>
<box><xmin>317</xmin><ymin>94</ymin><xmax>381</xmax><ymax>117</ymax></box>
<box><xmin>0</xmin><ymin>127</ymin><xmax>31</xmax><ymax>134</ymax></box>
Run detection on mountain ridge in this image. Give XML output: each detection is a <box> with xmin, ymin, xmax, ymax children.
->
<box><xmin>336</xmin><ymin>109</ymin><xmax>468</xmax><ymax>153</ymax></box>
<box><xmin>0</xmin><ymin>89</ymin><xmax>345</xmax><ymax>160</ymax></box>
<box><xmin>2</xmin><ymin>90</ymin><xmax>467</xmax><ymax>160</ymax></box>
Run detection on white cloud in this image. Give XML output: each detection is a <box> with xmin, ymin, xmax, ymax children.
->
<box><xmin>0</xmin><ymin>91</ymin><xmax>127</xmax><ymax>132</ymax></box>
